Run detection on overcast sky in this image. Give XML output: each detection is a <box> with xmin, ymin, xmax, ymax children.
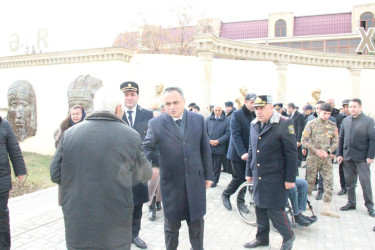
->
<box><xmin>0</xmin><ymin>0</ymin><xmax>369</xmax><ymax>56</ymax></box>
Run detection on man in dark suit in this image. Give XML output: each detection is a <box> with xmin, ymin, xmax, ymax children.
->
<box><xmin>120</xmin><ymin>81</ymin><xmax>154</xmax><ymax>249</ymax></box>
<box><xmin>337</xmin><ymin>98</ymin><xmax>375</xmax><ymax>217</ymax></box>
<box><xmin>287</xmin><ymin>103</ymin><xmax>305</xmax><ymax>169</ymax></box>
<box><xmin>143</xmin><ymin>86</ymin><xmax>213</xmax><ymax>250</ymax></box>
<box><xmin>244</xmin><ymin>95</ymin><xmax>298</xmax><ymax>250</ymax></box>
<box><xmin>222</xmin><ymin>93</ymin><xmax>256</xmax><ymax>211</ymax></box>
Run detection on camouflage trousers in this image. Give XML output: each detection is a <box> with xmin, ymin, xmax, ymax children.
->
<box><xmin>306</xmin><ymin>155</ymin><xmax>333</xmax><ymax>202</ymax></box>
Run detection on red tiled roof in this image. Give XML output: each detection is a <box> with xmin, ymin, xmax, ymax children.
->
<box><xmin>294</xmin><ymin>12</ymin><xmax>352</xmax><ymax>36</ymax></box>
<box><xmin>219</xmin><ymin>20</ymin><xmax>268</xmax><ymax>39</ymax></box>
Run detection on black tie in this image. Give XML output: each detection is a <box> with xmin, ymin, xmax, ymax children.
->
<box><xmin>127</xmin><ymin>110</ymin><xmax>133</xmax><ymax>127</ymax></box>
<box><xmin>175</xmin><ymin>119</ymin><xmax>182</xmax><ymax>126</ymax></box>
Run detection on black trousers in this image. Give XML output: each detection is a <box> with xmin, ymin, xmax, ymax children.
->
<box><xmin>222</xmin><ymin>158</ymin><xmax>232</xmax><ymax>174</ymax></box>
<box><xmin>255</xmin><ymin>206</ymin><xmax>294</xmax><ymax>243</ymax></box>
<box><xmin>164</xmin><ymin>217</ymin><xmax>204</xmax><ymax>250</ymax></box>
<box><xmin>132</xmin><ymin>204</ymin><xmax>143</xmax><ymax>238</ymax></box>
<box><xmin>223</xmin><ymin>160</ymin><xmax>245</xmax><ymax>197</ymax></box>
<box><xmin>0</xmin><ymin>191</ymin><xmax>10</xmax><ymax>250</ymax></box>
<box><xmin>211</xmin><ymin>154</ymin><xmax>224</xmax><ymax>184</ymax></box>
<box><xmin>339</xmin><ymin>161</ymin><xmax>346</xmax><ymax>189</ymax></box>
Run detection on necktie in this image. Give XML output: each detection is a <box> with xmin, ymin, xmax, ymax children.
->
<box><xmin>127</xmin><ymin>110</ymin><xmax>133</xmax><ymax>127</ymax></box>
<box><xmin>175</xmin><ymin>119</ymin><xmax>182</xmax><ymax>126</ymax></box>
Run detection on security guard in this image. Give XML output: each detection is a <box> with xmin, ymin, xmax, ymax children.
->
<box><xmin>245</xmin><ymin>95</ymin><xmax>297</xmax><ymax>250</ymax></box>
<box><xmin>301</xmin><ymin>103</ymin><xmax>339</xmax><ymax>218</ymax></box>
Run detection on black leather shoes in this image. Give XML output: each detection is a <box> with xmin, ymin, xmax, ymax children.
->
<box><xmin>132</xmin><ymin>236</ymin><xmax>147</xmax><ymax>249</ymax></box>
<box><xmin>221</xmin><ymin>193</ymin><xmax>232</xmax><ymax>210</ymax></box>
<box><xmin>281</xmin><ymin>235</ymin><xmax>295</xmax><ymax>250</ymax></box>
<box><xmin>368</xmin><ymin>208</ymin><xmax>375</xmax><ymax>217</ymax></box>
<box><xmin>156</xmin><ymin>202</ymin><xmax>162</xmax><ymax>211</ymax></box>
<box><xmin>294</xmin><ymin>213</ymin><xmax>311</xmax><ymax>227</ymax></box>
<box><xmin>148</xmin><ymin>206</ymin><xmax>156</xmax><ymax>221</ymax></box>
<box><xmin>338</xmin><ymin>188</ymin><xmax>347</xmax><ymax>195</ymax></box>
<box><xmin>211</xmin><ymin>182</ymin><xmax>217</xmax><ymax>188</ymax></box>
<box><xmin>244</xmin><ymin>239</ymin><xmax>269</xmax><ymax>248</ymax></box>
<box><xmin>340</xmin><ymin>203</ymin><xmax>356</xmax><ymax>211</ymax></box>
<box><xmin>315</xmin><ymin>190</ymin><xmax>323</xmax><ymax>200</ymax></box>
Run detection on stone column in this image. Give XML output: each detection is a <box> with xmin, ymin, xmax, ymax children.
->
<box><xmin>198</xmin><ymin>52</ymin><xmax>214</xmax><ymax>117</ymax></box>
<box><xmin>348</xmin><ymin>68</ymin><xmax>361</xmax><ymax>98</ymax></box>
<box><xmin>275</xmin><ymin>61</ymin><xmax>288</xmax><ymax>103</ymax></box>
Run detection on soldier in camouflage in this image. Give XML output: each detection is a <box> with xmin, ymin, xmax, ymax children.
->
<box><xmin>301</xmin><ymin>103</ymin><xmax>339</xmax><ymax>218</ymax></box>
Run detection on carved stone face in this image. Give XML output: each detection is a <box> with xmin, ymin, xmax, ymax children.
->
<box><xmin>311</xmin><ymin>89</ymin><xmax>321</xmax><ymax>101</ymax></box>
<box><xmin>7</xmin><ymin>81</ymin><xmax>37</xmax><ymax>141</ymax></box>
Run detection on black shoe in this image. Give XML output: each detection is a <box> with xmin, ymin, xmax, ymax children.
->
<box><xmin>244</xmin><ymin>239</ymin><xmax>269</xmax><ymax>248</ymax></box>
<box><xmin>338</xmin><ymin>188</ymin><xmax>347</xmax><ymax>195</ymax></box>
<box><xmin>156</xmin><ymin>202</ymin><xmax>162</xmax><ymax>211</ymax></box>
<box><xmin>368</xmin><ymin>208</ymin><xmax>375</xmax><ymax>217</ymax></box>
<box><xmin>281</xmin><ymin>235</ymin><xmax>295</xmax><ymax>250</ymax></box>
<box><xmin>315</xmin><ymin>190</ymin><xmax>323</xmax><ymax>200</ymax></box>
<box><xmin>132</xmin><ymin>236</ymin><xmax>147</xmax><ymax>249</ymax></box>
<box><xmin>294</xmin><ymin>213</ymin><xmax>311</xmax><ymax>227</ymax></box>
<box><xmin>238</xmin><ymin>204</ymin><xmax>250</xmax><ymax>214</ymax></box>
<box><xmin>211</xmin><ymin>182</ymin><xmax>217</xmax><ymax>188</ymax></box>
<box><xmin>221</xmin><ymin>193</ymin><xmax>232</xmax><ymax>210</ymax></box>
<box><xmin>313</xmin><ymin>185</ymin><xmax>317</xmax><ymax>191</ymax></box>
<box><xmin>148</xmin><ymin>206</ymin><xmax>156</xmax><ymax>221</ymax></box>
<box><xmin>302</xmin><ymin>164</ymin><xmax>307</xmax><ymax>169</ymax></box>
<box><xmin>301</xmin><ymin>214</ymin><xmax>318</xmax><ymax>224</ymax></box>
<box><xmin>340</xmin><ymin>203</ymin><xmax>356</xmax><ymax>211</ymax></box>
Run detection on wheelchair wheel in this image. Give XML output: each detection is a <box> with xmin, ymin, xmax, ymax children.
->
<box><xmin>236</xmin><ymin>182</ymin><xmax>257</xmax><ymax>226</ymax></box>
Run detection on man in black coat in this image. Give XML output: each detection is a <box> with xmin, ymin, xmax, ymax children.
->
<box><xmin>50</xmin><ymin>91</ymin><xmax>153</xmax><ymax>250</ymax></box>
<box><xmin>244</xmin><ymin>95</ymin><xmax>298</xmax><ymax>250</ymax></box>
<box><xmin>287</xmin><ymin>102</ymin><xmax>305</xmax><ymax>168</ymax></box>
<box><xmin>120</xmin><ymin>81</ymin><xmax>154</xmax><ymax>249</ymax></box>
<box><xmin>143</xmin><ymin>87</ymin><xmax>213</xmax><ymax>250</ymax></box>
<box><xmin>222</xmin><ymin>93</ymin><xmax>256</xmax><ymax>211</ymax></box>
<box><xmin>206</xmin><ymin>105</ymin><xmax>230</xmax><ymax>187</ymax></box>
<box><xmin>0</xmin><ymin>116</ymin><xmax>27</xmax><ymax>250</ymax></box>
<box><xmin>337</xmin><ymin>98</ymin><xmax>375</xmax><ymax>217</ymax></box>
<box><xmin>223</xmin><ymin>101</ymin><xmax>236</xmax><ymax>174</ymax></box>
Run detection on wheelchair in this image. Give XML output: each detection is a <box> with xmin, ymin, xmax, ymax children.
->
<box><xmin>235</xmin><ymin>182</ymin><xmax>316</xmax><ymax>229</ymax></box>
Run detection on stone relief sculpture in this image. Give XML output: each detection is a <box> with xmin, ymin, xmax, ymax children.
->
<box><xmin>235</xmin><ymin>85</ymin><xmax>248</xmax><ymax>109</ymax></box>
<box><xmin>67</xmin><ymin>75</ymin><xmax>103</xmax><ymax>114</ymax></box>
<box><xmin>150</xmin><ymin>82</ymin><xmax>164</xmax><ymax>111</ymax></box>
<box><xmin>308</xmin><ymin>88</ymin><xmax>322</xmax><ymax>107</ymax></box>
<box><xmin>7</xmin><ymin>80</ymin><xmax>37</xmax><ymax>142</ymax></box>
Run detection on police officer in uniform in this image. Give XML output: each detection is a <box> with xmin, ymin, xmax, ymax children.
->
<box><xmin>244</xmin><ymin>95</ymin><xmax>297</xmax><ymax>250</ymax></box>
<box><xmin>301</xmin><ymin>103</ymin><xmax>339</xmax><ymax>218</ymax></box>
<box><xmin>120</xmin><ymin>81</ymin><xmax>154</xmax><ymax>249</ymax></box>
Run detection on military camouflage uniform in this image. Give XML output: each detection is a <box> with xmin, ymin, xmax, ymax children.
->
<box><xmin>301</xmin><ymin>118</ymin><xmax>338</xmax><ymax>202</ymax></box>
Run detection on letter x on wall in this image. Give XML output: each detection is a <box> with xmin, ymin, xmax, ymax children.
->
<box><xmin>356</xmin><ymin>27</ymin><xmax>375</xmax><ymax>53</ymax></box>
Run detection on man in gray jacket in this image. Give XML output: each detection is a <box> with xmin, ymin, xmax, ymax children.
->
<box><xmin>50</xmin><ymin>89</ymin><xmax>153</xmax><ymax>250</ymax></box>
<box><xmin>337</xmin><ymin>98</ymin><xmax>375</xmax><ymax>217</ymax></box>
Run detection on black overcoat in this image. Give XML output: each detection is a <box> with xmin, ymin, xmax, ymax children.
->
<box><xmin>0</xmin><ymin>117</ymin><xmax>26</xmax><ymax>192</ymax></box>
<box><xmin>246</xmin><ymin>111</ymin><xmax>298</xmax><ymax>208</ymax></box>
<box><xmin>122</xmin><ymin>105</ymin><xmax>153</xmax><ymax>205</ymax></box>
<box><xmin>226</xmin><ymin>106</ymin><xmax>255</xmax><ymax>162</ymax></box>
<box><xmin>50</xmin><ymin>112</ymin><xmax>152</xmax><ymax>250</ymax></box>
<box><xmin>142</xmin><ymin>110</ymin><xmax>213</xmax><ymax>222</ymax></box>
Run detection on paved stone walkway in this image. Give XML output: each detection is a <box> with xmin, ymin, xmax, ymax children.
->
<box><xmin>9</xmin><ymin>164</ymin><xmax>375</xmax><ymax>250</ymax></box>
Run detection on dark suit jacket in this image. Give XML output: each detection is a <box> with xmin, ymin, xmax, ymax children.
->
<box><xmin>337</xmin><ymin>113</ymin><xmax>375</xmax><ymax>162</ymax></box>
<box><xmin>290</xmin><ymin>110</ymin><xmax>305</xmax><ymax>142</ymax></box>
<box><xmin>122</xmin><ymin>105</ymin><xmax>153</xmax><ymax>205</ymax></box>
<box><xmin>142</xmin><ymin>110</ymin><xmax>213</xmax><ymax>222</ymax></box>
<box><xmin>227</xmin><ymin>106</ymin><xmax>255</xmax><ymax>162</ymax></box>
<box><xmin>246</xmin><ymin>111</ymin><xmax>297</xmax><ymax>208</ymax></box>
<box><xmin>206</xmin><ymin>113</ymin><xmax>230</xmax><ymax>155</ymax></box>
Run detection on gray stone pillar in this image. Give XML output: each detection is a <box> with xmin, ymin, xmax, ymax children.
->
<box><xmin>275</xmin><ymin>61</ymin><xmax>288</xmax><ymax>103</ymax></box>
<box><xmin>348</xmin><ymin>68</ymin><xmax>361</xmax><ymax>98</ymax></box>
<box><xmin>198</xmin><ymin>52</ymin><xmax>214</xmax><ymax>117</ymax></box>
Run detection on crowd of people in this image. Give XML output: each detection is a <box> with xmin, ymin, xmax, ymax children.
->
<box><xmin>1</xmin><ymin>81</ymin><xmax>375</xmax><ymax>250</ymax></box>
